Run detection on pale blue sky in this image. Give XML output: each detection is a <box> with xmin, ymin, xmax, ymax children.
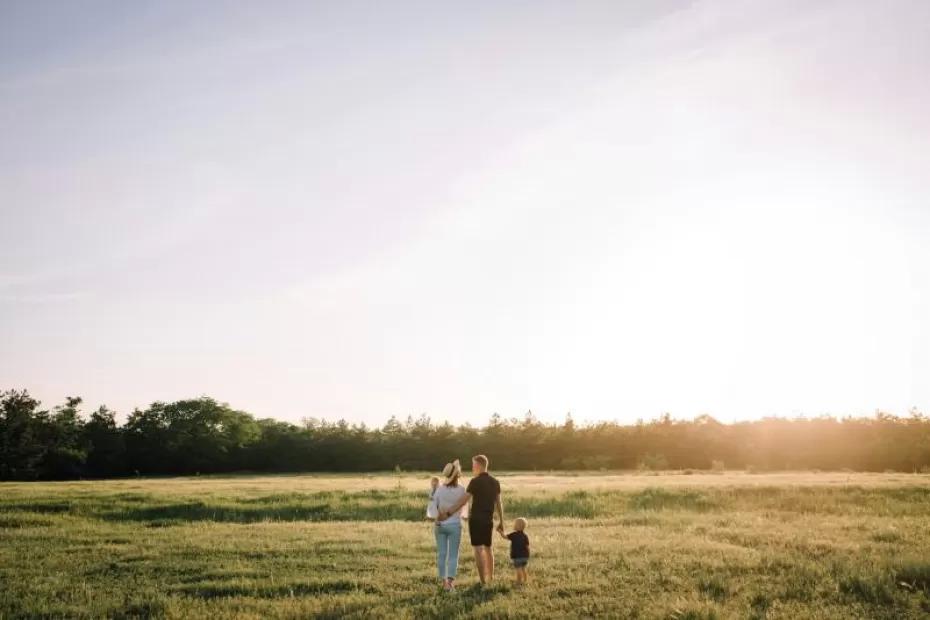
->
<box><xmin>2</xmin><ymin>1</ymin><xmax>929</xmax><ymax>425</ymax></box>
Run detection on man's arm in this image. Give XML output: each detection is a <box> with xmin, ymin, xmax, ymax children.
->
<box><xmin>438</xmin><ymin>492</ymin><xmax>471</xmax><ymax>521</ymax></box>
<box><xmin>494</xmin><ymin>493</ymin><xmax>504</xmax><ymax>533</ymax></box>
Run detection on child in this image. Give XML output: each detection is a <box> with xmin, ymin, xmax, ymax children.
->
<box><xmin>499</xmin><ymin>517</ymin><xmax>530</xmax><ymax>586</ymax></box>
<box><xmin>426</xmin><ymin>476</ymin><xmax>440</xmax><ymax>520</ymax></box>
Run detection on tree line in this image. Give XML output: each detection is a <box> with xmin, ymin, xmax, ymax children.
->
<box><xmin>1</xmin><ymin>388</ymin><xmax>929</xmax><ymax>480</ymax></box>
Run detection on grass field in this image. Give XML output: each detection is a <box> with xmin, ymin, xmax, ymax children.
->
<box><xmin>2</xmin><ymin>472</ymin><xmax>930</xmax><ymax>619</ymax></box>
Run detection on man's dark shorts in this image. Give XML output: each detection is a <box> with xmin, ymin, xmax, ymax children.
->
<box><xmin>468</xmin><ymin>517</ymin><xmax>493</xmax><ymax>547</ymax></box>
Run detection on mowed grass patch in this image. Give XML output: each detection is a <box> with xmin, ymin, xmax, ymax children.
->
<box><xmin>1</xmin><ymin>473</ymin><xmax>930</xmax><ymax>618</ymax></box>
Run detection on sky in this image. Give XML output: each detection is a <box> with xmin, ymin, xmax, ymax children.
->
<box><xmin>2</xmin><ymin>0</ymin><xmax>929</xmax><ymax>426</ymax></box>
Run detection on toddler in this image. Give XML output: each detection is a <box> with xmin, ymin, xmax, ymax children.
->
<box><xmin>499</xmin><ymin>517</ymin><xmax>530</xmax><ymax>586</ymax></box>
<box><xmin>426</xmin><ymin>476</ymin><xmax>440</xmax><ymax>520</ymax></box>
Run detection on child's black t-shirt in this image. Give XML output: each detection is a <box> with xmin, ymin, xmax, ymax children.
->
<box><xmin>506</xmin><ymin>531</ymin><xmax>530</xmax><ymax>559</ymax></box>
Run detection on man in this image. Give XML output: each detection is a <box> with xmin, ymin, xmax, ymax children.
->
<box><xmin>438</xmin><ymin>454</ymin><xmax>504</xmax><ymax>585</ymax></box>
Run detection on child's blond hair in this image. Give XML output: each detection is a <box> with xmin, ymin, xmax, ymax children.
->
<box><xmin>514</xmin><ymin>517</ymin><xmax>527</xmax><ymax>531</ymax></box>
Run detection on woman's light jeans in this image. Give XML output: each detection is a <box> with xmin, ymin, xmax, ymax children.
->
<box><xmin>434</xmin><ymin>521</ymin><xmax>462</xmax><ymax>580</ymax></box>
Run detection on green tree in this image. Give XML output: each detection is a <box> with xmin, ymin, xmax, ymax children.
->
<box><xmin>40</xmin><ymin>396</ymin><xmax>88</xmax><ymax>478</ymax></box>
<box><xmin>83</xmin><ymin>405</ymin><xmax>126</xmax><ymax>477</ymax></box>
<box><xmin>125</xmin><ymin>397</ymin><xmax>260</xmax><ymax>474</ymax></box>
<box><xmin>0</xmin><ymin>390</ymin><xmax>47</xmax><ymax>480</ymax></box>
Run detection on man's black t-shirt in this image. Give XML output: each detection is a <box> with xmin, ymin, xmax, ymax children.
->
<box><xmin>466</xmin><ymin>472</ymin><xmax>500</xmax><ymax>520</ymax></box>
<box><xmin>506</xmin><ymin>531</ymin><xmax>530</xmax><ymax>559</ymax></box>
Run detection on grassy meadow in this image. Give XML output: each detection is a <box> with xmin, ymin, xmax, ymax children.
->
<box><xmin>2</xmin><ymin>471</ymin><xmax>930</xmax><ymax>619</ymax></box>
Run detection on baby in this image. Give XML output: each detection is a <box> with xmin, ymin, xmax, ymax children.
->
<box><xmin>426</xmin><ymin>476</ymin><xmax>440</xmax><ymax>520</ymax></box>
<box><xmin>499</xmin><ymin>517</ymin><xmax>530</xmax><ymax>586</ymax></box>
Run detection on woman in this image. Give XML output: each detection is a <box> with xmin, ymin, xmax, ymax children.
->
<box><xmin>431</xmin><ymin>459</ymin><xmax>468</xmax><ymax>591</ymax></box>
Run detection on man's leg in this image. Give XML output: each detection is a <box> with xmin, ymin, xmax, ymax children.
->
<box><xmin>473</xmin><ymin>546</ymin><xmax>486</xmax><ymax>584</ymax></box>
<box><xmin>486</xmin><ymin>545</ymin><xmax>494</xmax><ymax>583</ymax></box>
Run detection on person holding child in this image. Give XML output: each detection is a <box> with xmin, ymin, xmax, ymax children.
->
<box><xmin>431</xmin><ymin>460</ymin><xmax>468</xmax><ymax>591</ymax></box>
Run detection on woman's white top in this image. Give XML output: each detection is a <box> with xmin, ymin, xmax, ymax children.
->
<box><xmin>432</xmin><ymin>484</ymin><xmax>468</xmax><ymax>525</ymax></box>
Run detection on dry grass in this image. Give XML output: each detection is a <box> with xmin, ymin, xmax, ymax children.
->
<box><xmin>4</xmin><ymin>470</ymin><xmax>927</xmax><ymax>501</ymax></box>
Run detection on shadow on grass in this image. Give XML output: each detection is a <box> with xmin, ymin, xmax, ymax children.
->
<box><xmin>111</xmin><ymin>493</ymin><xmax>154</xmax><ymax>503</ymax></box>
<box><xmin>0</xmin><ymin>514</ymin><xmax>55</xmax><ymax>528</ymax></box>
<box><xmin>98</xmin><ymin>489</ymin><xmax>609</xmax><ymax>524</ymax></box>
<box><xmin>1</xmin><ymin>501</ymin><xmax>73</xmax><ymax>514</ymax></box>
<box><xmin>103</xmin><ymin>501</ymin><xmax>419</xmax><ymax>524</ymax></box>
<box><xmin>405</xmin><ymin>582</ymin><xmax>506</xmax><ymax>618</ymax></box>
<box><xmin>239</xmin><ymin>489</ymin><xmax>408</xmax><ymax>503</ymax></box>
<box><xmin>176</xmin><ymin>569</ymin><xmax>267</xmax><ymax>584</ymax></box>
<box><xmin>110</xmin><ymin>599</ymin><xmax>167</xmax><ymax>620</ymax></box>
<box><xmin>174</xmin><ymin>580</ymin><xmax>379</xmax><ymax>599</ymax></box>
<box><xmin>83</xmin><ymin>559</ymin><xmax>204</xmax><ymax>582</ymax></box>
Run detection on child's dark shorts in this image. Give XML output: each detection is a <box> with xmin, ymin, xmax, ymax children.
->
<box><xmin>512</xmin><ymin>558</ymin><xmax>529</xmax><ymax>568</ymax></box>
